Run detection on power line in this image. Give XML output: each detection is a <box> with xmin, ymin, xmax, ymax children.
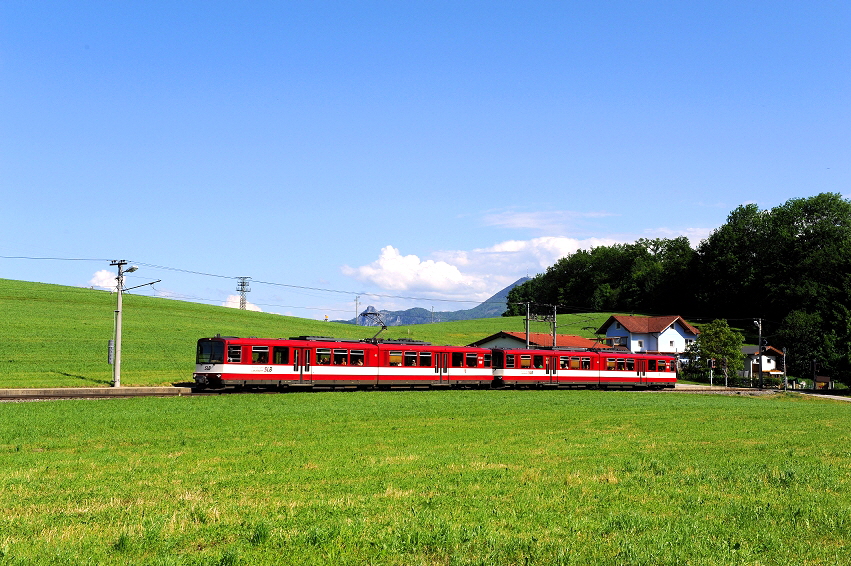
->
<box><xmin>3</xmin><ymin>255</ymin><xmax>510</xmax><ymax>306</ymax></box>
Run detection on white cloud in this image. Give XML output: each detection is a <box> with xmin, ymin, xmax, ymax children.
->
<box><xmin>342</xmin><ymin>238</ymin><xmax>625</xmax><ymax>303</ymax></box>
<box><xmin>473</xmin><ymin>236</ymin><xmax>621</xmax><ymax>269</ymax></box>
<box><xmin>342</xmin><ymin>246</ymin><xmax>490</xmax><ymax>297</ymax></box>
<box><xmin>482</xmin><ymin>209</ymin><xmax>616</xmax><ymax>232</ymax></box>
<box><xmin>222</xmin><ymin>295</ymin><xmax>263</xmax><ymax>312</ymax></box>
<box><xmin>89</xmin><ymin>270</ymin><xmax>116</xmax><ymax>290</ymax></box>
<box><xmin>343</xmin><ymin>227</ymin><xmax>706</xmax><ymax>306</ymax></box>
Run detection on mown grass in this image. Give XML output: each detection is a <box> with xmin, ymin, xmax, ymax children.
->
<box><xmin>0</xmin><ymin>279</ymin><xmax>609</xmax><ymax>388</ymax></box>
<box><xmin>0</xmin><ymin>390</ymin><xmax>848</xmax><ymax>564</ymax></box>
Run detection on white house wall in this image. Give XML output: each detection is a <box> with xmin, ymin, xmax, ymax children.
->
<box><xmin>606</xmin><ymin>320</ymin><xmax>697</xmax><ymax>354</ymax></box>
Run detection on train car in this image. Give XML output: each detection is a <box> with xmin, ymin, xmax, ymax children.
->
<box><xmin>492</xmin><ymin>348</ymin><xmax>676</xmax><ymax>388</ymax></box>
<box><xmin>194</xmin><ymin>335</ymin><xmax>494</xmax><ymax>389</ymax></box>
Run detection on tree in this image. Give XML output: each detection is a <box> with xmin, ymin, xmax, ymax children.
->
<box><xmin>692</xmin><ymin>319</ymin><xmax>745</xmax><ymax>384</ymax></box>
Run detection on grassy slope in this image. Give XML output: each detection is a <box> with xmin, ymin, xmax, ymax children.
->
<box><xmin>0</xmin><ymin>279</ymin><xmax>610</xmax><ymax>387</ymax></box>
<box><xmin>0</xmin><ymin>391</ymin><xmax>848</xmax><ymax>564</ymax></box>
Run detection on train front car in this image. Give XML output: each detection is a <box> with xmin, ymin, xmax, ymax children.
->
<box><xmin>194</xmin><ymin>336</ymin><xmax>228</xmax><ymax>387</ymax></box>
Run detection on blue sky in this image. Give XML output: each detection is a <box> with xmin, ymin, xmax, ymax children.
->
<box><xmin>2</xmin><ymin>1</ymin><xmax>849</xmax><ymax>319</ymax></box>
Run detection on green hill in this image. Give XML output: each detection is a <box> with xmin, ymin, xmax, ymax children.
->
<box><xmin>0</xmin><ymin>279</ymin><xmax>610</xmax><ymax>387</ymax></box>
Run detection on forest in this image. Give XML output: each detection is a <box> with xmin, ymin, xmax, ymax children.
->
<box><xmin>504</xmin><ymin>193</ymin><xmax>851</xmax><ymax>382</ymax></box>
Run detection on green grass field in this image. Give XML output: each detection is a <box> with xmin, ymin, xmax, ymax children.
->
<box><xmin>0</xmin><ymin>390</ymin><xmax>848</xmax><ymax>564</ymax></box>
<box><xmin>0</xmin><ymin>279</ymin><xmax>609</xmax><ymax>388</ymax></box>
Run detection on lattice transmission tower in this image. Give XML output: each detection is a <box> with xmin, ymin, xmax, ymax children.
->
<box><xmin>236</xmin><ymin>277</ymin><xmax>251</xmax><ymax>310</ymax></box>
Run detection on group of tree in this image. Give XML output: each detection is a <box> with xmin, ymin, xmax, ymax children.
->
<box><xmin>504</xmin><ymin>193</ymin><xmax>851</xmax><ymax>383</ymax></box>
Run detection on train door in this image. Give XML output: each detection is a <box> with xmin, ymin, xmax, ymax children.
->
<box><xmin>435</xmin><ymin>352</ymin><xmax>449</xmax><ymax>384</ymax></box>
<box><xmin>293</xmin><ymin>348</ymin><xmax>312</xmax><ymax>383</ymax></box>
<box><xmin>548</xmin><ymin>355</ymin><xmax>558</xmax><ymax>384</ymax></box>
<box><xmin>637</xmin><ymin>359</ymin><xmax>647</xmax><ymax>384</ymax></box>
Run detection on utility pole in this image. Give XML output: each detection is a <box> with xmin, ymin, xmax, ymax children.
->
<box><xmin>236</xmin><ymin>277</ymin><xmax>251</xmax><ymax>310</ymax></box>
<box><xmin>355</xmin><ymin>296</ymin><xmax>359</xmax><ymax>325</ymax></box>
<box><xmin>525</xmin><ymin>303</ymin><xmax>531</xmax><ymax>349</ymax></box>
<box><xmin>552</xmin><ymin>304</ymin><xmax>557</xmax><ymax>347</ymax></box>
<box><xmin>109</xmin><ymin>261</ymin><xmax>159</xmax><ymax>388</ymax></box>
<box><xmin>754</xmin><ymin>318</ymin><xmax>763</xmax><ymax>389</ymax></box>
<box><xmin>111</xmin><ymin>261</ymin><xmax>133</xmax><ymax>387</ymax></box>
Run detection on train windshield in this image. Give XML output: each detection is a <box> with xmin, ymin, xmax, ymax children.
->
<box><xmin>197</xmin><ymin>341</ymin><xmax>224</xmax><ymax>364</ymax></box>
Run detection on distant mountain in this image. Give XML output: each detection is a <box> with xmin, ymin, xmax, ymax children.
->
<box><xmin>338</xmin><ymin>277</ymin><xmax>530</xmax><ymax>326</ymax></box>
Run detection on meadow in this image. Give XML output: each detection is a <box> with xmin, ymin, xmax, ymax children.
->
<box><xmin>0</xmin><ymin>279</ymin><xmax>608</xmax><ymax>388</ymax></box>
<box><xmin>0</xmin><ymin>390</ymin><xmax>848</xmax><ymax>564</ymax></box>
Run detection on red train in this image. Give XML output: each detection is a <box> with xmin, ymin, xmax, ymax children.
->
<box><xmin>194</xmin><ymin>335</ymin><xmax>677</xmax><ymax>390</ymax></box>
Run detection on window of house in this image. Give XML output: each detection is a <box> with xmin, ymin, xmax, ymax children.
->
<box><xmin>227</xmin><ymin>345</ymin><xmax>242</xmax><ymax>363</ymax></box>
<box><xmin>252</xmin><ymin>346</ymin><xmax>269</xmax><ymax>364</ymax></box>
<box><xmin>273</xmin><ymin>347</ymin><xmax>289</xmax><ymax>365</ymax></box>
<box><xmin>670</xmin><ymin>341</ymin><xmax>675</xmax><ymax>348</ymax></box>
<box><xmin>316</xmin><ymin>349</ymin><xmax>332</xmax><ymax>365</ymax></box>
<box><xmin>637</xmin><ymin>340</ymin><xmax>643</xmax><ymax>349</ymax></box>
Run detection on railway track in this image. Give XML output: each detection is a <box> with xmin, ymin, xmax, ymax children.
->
<box><xmin>0</xmin><ymin>384</ymin><xmax>811</xmax><ymax>401</ymax></box>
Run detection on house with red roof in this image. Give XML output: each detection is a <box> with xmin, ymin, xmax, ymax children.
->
<box><xmin>468</xmin><ymin>331</ymin><xmax>603</xmax><ymax>350</ymax></box>
<box><xmin>595</xmin><ymin>315</ymin><xmax>699</xmax><ymax>356</ymax></box>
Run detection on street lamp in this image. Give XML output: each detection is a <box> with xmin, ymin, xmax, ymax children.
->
<box><xmin>109</xmin><ymin>260</ymin><xmax>159</xmax><ymax>387</ymax></box>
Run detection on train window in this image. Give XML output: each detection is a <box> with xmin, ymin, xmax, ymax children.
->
<box><xmin>606</xmin><ymin>358</ymin><xmax>616</xmax><ymax>370</ymax></box>
<box><xmin>316</xmin><ymin>349</ymin><xmax>332</xmax><ymax>365</ymax></box>
<box><xmin>483</xmin><ymin>354</ymin><xmax>491</xmax><ymax>368</ymax></box>
<box><xmin>350</xmin><ymin>350</ymin><xmax>365</xmax><ymax>366</ymax></box>
<box><xmin>520</xmin><ymin>355</ymin><xmax>531</xmax><ymax>368</ymax></box>
<box><xmin>389</xmin><ymin>351</ymin><xmax>402</xmax><ymax>366</ymax></box>
<box><xmin>616</xmin><ymin>359</ymin><xmax>626</xmax><ymax>370</ymax></box>
<box><xmin>197</xmin><ymin>341</ymin><xmax>224</xmax><ymax>364</ymax></box>
<box><xmin>559</xmin><ymin>356</ymin><xmax>568</xmax><ymax>369</ymax></box>
<box><xmin>466</xmin><ymin>353</ymin><xmax>478</xmax><ymax>367</ymax></box>
<box><xmin>404</xmin><ymin>352</ymin><xmax>418</xmax><ymax>366</ymax></box>
<box><xmin>533</xmin><ymin>355</ymin><xmax>544</xmax><ymax>369</ymax></box>
<box><xmin>252</xmin><ymin>346</ymin><xmax>269</xmax><ymax>364</ymax></box>
<box><xmin>419</xmin><ymin>352</ymin><xmax>432</xmax><ymax>367</ymax></box>
<box><xmin>334</xmin><ymin>349</ymin><xmax>348</xmax><ymax>365</ymax></box>
<box><xmin>648</xmin><ymin>359</ymin><xmax>657</xmax><ymax>371</ymax></box>
<box><xmin>626</xmin><ymin>359</ymin><xmax>635</xmax><ymax>371</ymax></box>
<box><xmin>292</xmin><ymin>349</ymin><xmax>299</xmax><ymax>369</ymax></box>
<box><xmin>227</xmin><ymin>345</ymin><xmax>242</xmax><ymax>363</ymax></box>
<box><xmin>570</xmin><ymin>357</ymin><xmax>581</xmax><ymax>370</ymax></box>
<box><xmin>451</xmin><ymin>352</ymin><xmax>464</xmax><ymax>367</ymax></box>
<box><xmin>273</xmin><ymin>347</ymin><xmax>289</xmax><ymax>365</ymax></box>
<box><xmin>658</xmin><ymin>360</ymin><xmax>667</xmax><ymax>372</ymax></box>
<box><xmin>505</xmin><ymin>354</ymin><xmax>515</xmax><ymax>368</ymax></box>
<box><xmin>581</xmin><ymin>357</ymin><xmax>591</xmax><ymax>370</ymax></box>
